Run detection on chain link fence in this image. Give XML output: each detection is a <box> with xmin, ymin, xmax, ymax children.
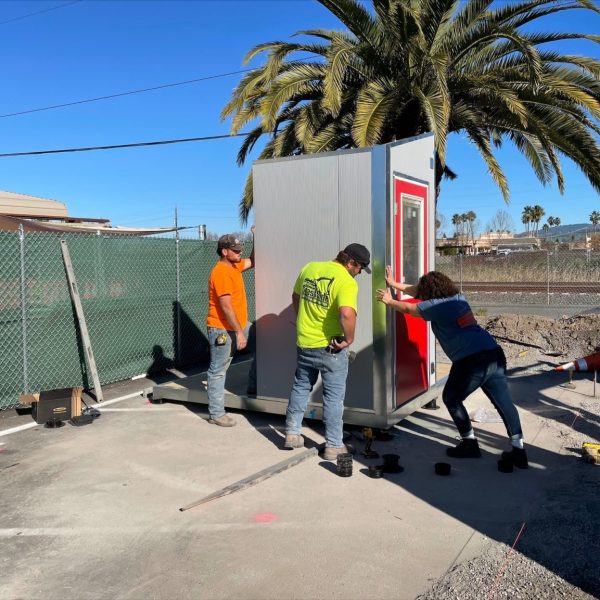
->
<box><xmin>437</xmin><ymin>250</ymin><xmax>600</xmax><ymax>307</ymax></box>
<box><xmin>0</xmin><ymin>229</ymin><xmax>255</xmax><ymax>410</ymax></box>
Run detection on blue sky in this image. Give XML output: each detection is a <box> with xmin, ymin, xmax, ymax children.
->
<box><xmin>0</xmin><ymin>0</ymin><xmax>598</xmax><ymax>237</ymax></box>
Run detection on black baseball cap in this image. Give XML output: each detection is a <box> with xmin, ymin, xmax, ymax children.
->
<box><xmin>343</xmin><ymin>243</ymin><xmax>371</xmax><ymax>273</ymax></box>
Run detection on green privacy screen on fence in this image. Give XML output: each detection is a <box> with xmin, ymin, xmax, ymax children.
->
<box><xmin>0</xmin><ymin>231</ymin><xmax>255</xmax><ymax>410</ymax></box>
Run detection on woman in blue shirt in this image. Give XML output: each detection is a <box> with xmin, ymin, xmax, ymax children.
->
<box><xmin>376</xmin><ymin>269</ymin><xmax>527</xmax><ymax>468</ymax></box>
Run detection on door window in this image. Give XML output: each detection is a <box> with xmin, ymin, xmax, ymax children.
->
<box><xmin>401</xmin><ymin>197</ymin><xmax>423</xmax><ymax>296</ymax></box>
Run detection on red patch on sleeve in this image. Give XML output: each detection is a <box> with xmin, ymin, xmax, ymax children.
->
<box><xmin>457</xmin><ymin>311</ymin><xmax>476</xmax><ymax>328</ymax></box>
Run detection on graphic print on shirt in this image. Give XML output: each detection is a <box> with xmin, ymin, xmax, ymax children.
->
<box><xmin>301</xmin><ymin>277</ymin><xmax>334</xmax><ymax>308</ymax></box>
<box><xmin>456</xmin><ymin>311</ymin><xmax>476</xmax><ymax>328</ymax></box>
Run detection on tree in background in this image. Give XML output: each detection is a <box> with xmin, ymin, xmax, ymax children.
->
<box><xmin>542</xmin><ymin>223</ymin><xmax>550</xmax><ymax>233</ymax></box>
<box><xmin>521</xmin><ymin>206</ymin><xmax>533</xmax><ymax>235</ymax></box>
<box><xmin>464</xmin><ymin>210</ymin><xmax>478</xmax><ymax>248</ymax></box>
<box><xmin>436</xmin><ymin>212</ymin><xmax>447</xmax><ymax>237</ymax></box>
<box><xmin>530</xmin><ymin>205</ymin><xmax>545</xmax><ymax>236</ymax></box>
<box><xmin>547</xmin><ymin>215</ymin><xmax>561</xmax><ymax>231</ymax></box>
<box><xmin>590</xmin><ymin>210</ymin><xmax>600</xmax><ymax>232</ymax></box>
<box><xmin>451</xmin><ymin>213</ymin><xmax>465</xmax><ymax>241</ymax></box>
<box><xmin>486</xmin><ymin>209</ymin><xmax>514</xmax><ymax>237</ymax></box>
<box><xmin>223</xmin><ymin>0</ymin><xmax>600</xmax><ymax>222</ymax></box>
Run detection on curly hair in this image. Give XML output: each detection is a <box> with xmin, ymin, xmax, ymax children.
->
<box><xmin>415</xmin><ymin>271</ymin><xmax>460</xmax><ymax>300</ymax></box>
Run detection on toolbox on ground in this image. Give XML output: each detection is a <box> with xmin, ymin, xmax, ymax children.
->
<box><xmin>19</xmin><ymin>387</ymin><xmax>82</xmax><ymax>424</ymax></box>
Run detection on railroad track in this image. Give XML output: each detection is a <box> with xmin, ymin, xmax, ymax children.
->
<box><xmin>460</xmin><ymin>282</ymin><xmax>600</xmax><ymax>293</ymax></box>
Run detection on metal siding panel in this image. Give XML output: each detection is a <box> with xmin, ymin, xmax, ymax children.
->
<box><xmin>338</xmin><ymin>152</ymin><xmax>374</xmax><ymax>409</ymax></box>
<box><xmin>253</xmin><ymin>157</ymin><xmax>340</xmax><ymax>401</ymax></box>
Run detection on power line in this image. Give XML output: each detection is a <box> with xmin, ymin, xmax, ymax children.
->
<box><xmin>0</xmin><ymin>132</ymin><xmax>250</xmax><ymax>158</ymax></box>
<box><xmin>0</xmin><ymin>68</ymin><xmax>254</xmax><ymax>118</ymax></box>
<box><xmin>0</xmin><ymin>53</ymin><xmax>320</xmax><ymax>119</ymax></box>
<box><xmin>0</xmin><ymin>0</ymin><xmax>82</xmax><ymax>26</ymax></box>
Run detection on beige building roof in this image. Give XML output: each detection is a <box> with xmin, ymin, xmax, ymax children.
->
<box><xmin>0</xmin><ymin>190</ymin><xmax>178</xmax><ymax>236</ymax></box>
<box><xmin>0</xmin><ymin>191</ymin><xmax>68</xmax><ymax>218</ymax></box>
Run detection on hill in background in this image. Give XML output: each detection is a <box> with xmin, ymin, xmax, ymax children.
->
<box><xmin>516</xmin><ymin>223</ymin><xmax>596</xmax><ymax>240</ymax></box>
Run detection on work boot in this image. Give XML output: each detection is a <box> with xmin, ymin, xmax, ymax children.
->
<box><xmin>208</xmin><ymin>414</ymin><xmax>237</xmax><ymax>427</ymax></box>
<box><xmin>501</xmin><ymin>447</ymin><xmax>528</xmax><ymax>469</ymax></box>
<box><xmin>283</xmin><ymin>434</ymin><xmax>304</xmax><ymax>449</ymax></box>
<box><xmin>321</xmin><ymin>445</ymin><xmax>351</xmax><ymax>461</ymax></box>
<box><xmin>446</xmin><ymin>438</ymin><xmax>481</xmax><ymax>458</ymax></box>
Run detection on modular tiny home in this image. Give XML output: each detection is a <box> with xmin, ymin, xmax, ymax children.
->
<box><xmin>251</xmin><ymin>133</ymin><xmax>441</xmax><ymax>427</ymax></box>
<box><xmin>153</xmin><ymin>133</ymin><xmax>443</xmax><ymax>426</ymax></box>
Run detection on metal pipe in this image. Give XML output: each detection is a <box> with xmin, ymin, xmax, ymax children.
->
<box><xmin>175</xmin><ymin>209</ymin><xmax>181</xmax><ymax>364</ymax></box>
<box><xmin>18</xmin><ymin>225</ymin><xmax>29</xmax><ymax>394</ymax></box>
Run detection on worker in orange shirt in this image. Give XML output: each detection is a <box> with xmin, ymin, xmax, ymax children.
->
<box><xmin>206</xmin><ymin>226</ymin><xmax>256</xmax><ymax>427</ymax></box>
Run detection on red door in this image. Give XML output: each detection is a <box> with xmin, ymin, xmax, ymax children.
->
<box><xmin>393</xmin><ymin>178</ymin><xmax>429</xmax><ymax>406</ymax></box>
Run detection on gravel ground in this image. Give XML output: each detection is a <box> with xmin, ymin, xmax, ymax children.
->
<box><xmin>426</xmin><ymin>312</ymin><xmax>600</xmax><ymax>600</ymax></box>
<box><xmin>417</xmin><ymin>539</ymin><xmax>598</xmax><ymax>600</ymax></box>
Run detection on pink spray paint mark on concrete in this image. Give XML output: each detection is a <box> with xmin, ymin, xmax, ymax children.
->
<box><xmin>254</xmin><ymin>512</ymin><xmax>278</xmax><ymax>524</ymax></box>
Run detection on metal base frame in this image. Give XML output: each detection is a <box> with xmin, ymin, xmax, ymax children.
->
<box><xmin>152</xmin><ymin>361</ymin><xmax>446</xmax><ymax>429</ymax></box>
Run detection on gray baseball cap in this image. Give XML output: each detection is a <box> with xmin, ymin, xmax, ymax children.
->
<box><xmin>218</xmin><ymin>234</ymin><xmax>244</xmax><ymax>253</ymax></box>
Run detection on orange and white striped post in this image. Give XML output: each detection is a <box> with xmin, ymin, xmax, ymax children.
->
<box><xmin>554</xmin><ymin>351</ymin><xmax>600</xmax><ymax>372</ymax></box>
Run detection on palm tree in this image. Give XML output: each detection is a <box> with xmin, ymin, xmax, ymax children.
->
<box><xmin>590</xmin><ymin>210</ymin><xmax>600</xmax><ymax>232</ymax></box>
<box><xmin>531</xmin><ymin>205</ymin><xmax>545</xmax><ymax>236</ymax></box>
<box><xmin>521</xmin><ymin>206</ymin><xmax>534</xmax><ymax>235</ymax></box>
<box><xmin>464</xmin><ymin>210</ymin><xmax>477</xmax><ymax>250</ymax></box>
<box><xmin>542</xmin><ymin>223</ymin><xmax>550</xmax><ymax>234</ymax></box>
<box><xmin>547</xmin><ymin>216</ymin><xmax>556</xmax><ymax>227</ymax></box>
<box><xmin>223</xmin><ymin>0</ymin><xmax>600</xmax><ymax>222</ymax></box>
<box><xmin>451</xmin><ymin>213</ymin><xmax>465</xmax><ymax>241</ymax></box>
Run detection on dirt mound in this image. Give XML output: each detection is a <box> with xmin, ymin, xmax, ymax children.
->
<box><xmin>480</xmin><ymin>314</ymin><xmax>600</xmax><ymax>372</ymax></box>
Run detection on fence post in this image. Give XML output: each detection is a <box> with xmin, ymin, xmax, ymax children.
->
<box><xmin>459</xmin><ymin>252</ymin><xmax>463</xmax><ymax>293</ymax></box>
<box><xmin>546</xmin><ymin>250</ymin><xmax>550</xmax><ymax>306</ymax></box>
<box><xmin>18</xmin><ymin>225</ymin><xmax>29</xmax><ymax>394</ymax></box>
<box><xmin>175</xmin><ymin>232</ymin><xmax>182</xmax><ymax>365</ymax></box>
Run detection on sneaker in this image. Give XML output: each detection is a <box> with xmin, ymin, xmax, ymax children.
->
<box><xmin>283</xmin><ymin>434</ymin><xmax>304</xmax><ymax>449</ymax></box>
<box><xmin>446</xmin><ymin>438</ymin><xmax>481</xmax><ymax>458</ymax></box>
<box><xmin>208</xmin><ymin>414</ymin><xmax>237</xmax><ymax>427</ymax></box>
<box><xmin>501</xmin><ymin>447</ymin><xmax>528</xmax><ymax>469</ymax></box>
<box><xmin>321</xmin><ymin>445</ymin><xmax>351</xmax><ymax>461</ymax></box>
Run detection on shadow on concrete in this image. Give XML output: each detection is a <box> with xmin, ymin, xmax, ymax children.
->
<box><xmin>239</xmin><ymin>360</ymin><xmax>599</xmax><ymax>596</ymax></box>
<box><xmin>147</xmin><ymin>312</ymin><xmax>599</xmax><ymax>597</ymax></box>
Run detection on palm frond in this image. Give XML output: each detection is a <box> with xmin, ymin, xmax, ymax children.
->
<box><xmin>352</xmin><ymin>79</ymin><xmax>397</xmax><ymax>146</ymax></box>
<box><xmin>465</xmin><ymin>128</ymin><xmax>510</xmax><ymax>201</ymax></box>
<box><xmin>224</xmin><ymin>0</ymin><xmax>600</xmax><ymax>223</ymax></box>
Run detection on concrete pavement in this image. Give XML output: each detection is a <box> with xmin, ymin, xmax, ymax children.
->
<box><xmin>0</xmin><ymin>365</ymin><xmax>597</xmax><ymax>600</ymax></box>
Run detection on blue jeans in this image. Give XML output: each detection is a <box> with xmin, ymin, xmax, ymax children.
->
<box><xmin>207</xmin><ymin>324</ymin><xmax>256</xmax><ymax>419</ymax></box>
<box><xmin>443</xmin><ymin>346</ymin><xmax>523</xmax><ymax>439</ymax></box>
<box><xmin>286</xmin><ymin>347</ymin><xmax>349</xmax><ymax>448</ymax></box>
